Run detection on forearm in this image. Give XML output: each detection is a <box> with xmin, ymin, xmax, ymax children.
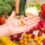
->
<box><xmin>0</xmin><ymin>25</ymin><xmax>9</xmax><ymax>37</ymax></box>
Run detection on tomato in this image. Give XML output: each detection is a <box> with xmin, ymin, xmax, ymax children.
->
<box><xmin>0</xmin><ymin>17</ymin><xmax>6</xmax><ymax>25</ymax></box>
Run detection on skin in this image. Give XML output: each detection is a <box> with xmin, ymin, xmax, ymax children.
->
<box><xmin>0</xmin><ymin>11</ymin><xmax>40</xmax><ymax>37</ymax></box>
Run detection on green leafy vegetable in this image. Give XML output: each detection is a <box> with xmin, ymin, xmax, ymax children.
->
<box><xmin>0</xmin><ymin>0</ymin><xmax>15</xmax><ymax>16</ymax></box>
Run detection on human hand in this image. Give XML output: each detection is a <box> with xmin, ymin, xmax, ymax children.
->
<box><xmin>7</xmin><ymin>11</ymin><xmax>40</xmax><ymax>35</ymax></box>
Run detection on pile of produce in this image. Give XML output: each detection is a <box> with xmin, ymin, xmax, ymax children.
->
<box><xmin>9</xmin><ymin>3</ymin><xmax>45</xmax><ymax>45</ymax></box>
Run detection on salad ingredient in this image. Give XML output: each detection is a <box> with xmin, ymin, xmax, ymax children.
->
<box><xmin>0</xmin><ymin>0</ymin><xmax>15</xmax><ymax>17</ymax></box>
<box><xmin>41</xmin><ymin>4</ymin><xmax>45</xmax><ymax>19</ymax></box>
<box><xmin>0</xmin><ymin>16</ymin><xmax>6</xmax><ymax>25</ymax></box>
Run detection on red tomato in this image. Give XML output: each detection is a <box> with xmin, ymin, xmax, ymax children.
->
<box><xmin>0</xmin><ymin>17</ymin><xmax>6</xmax><ymax>25</ymax></box>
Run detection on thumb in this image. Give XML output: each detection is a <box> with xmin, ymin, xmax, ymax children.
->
<box><xmin>9</xmin><ymin>11</ymin><xmax>16</xmax><ymax>18</ymax></box>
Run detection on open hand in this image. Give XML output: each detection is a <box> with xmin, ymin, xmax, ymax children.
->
<box><xmin>7</xmin><ymin>11</ymin><xmax>40</xmax><ymax>35</ymax></box>
<box><xmin>0</xmin><ymin>11</ymin><xmax>40</xmax><ymax>36</ymax></box>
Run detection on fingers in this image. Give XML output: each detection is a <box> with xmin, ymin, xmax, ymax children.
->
<box><xmin>12</xmin><ymin>18</ymin><xmax>39</xmax><ymax>34</ymax></box>
<box><xmin>8</xmin><ymin>15</ymin><xmax>40</xmax><ymax>35</ymax></box>
<box><xmin>20</xmin><ymin>16</ymin><xmax>40</xmax><ymax>26</ymax></box>
<box><xmin>20</xmin><ymin>15</ymin><xmax>34</xmax><ymax>21</ymax></box>
<box><xmin>23</xmin><ymin>16</ymin><xmax>40</xmax><ymax>32</ymax></box>
<box><xmin>6</xmin><ymin>11</ymin><xmax>16</xmax><ymax>23</ymax></box>
<box><xmin>24</xmin><ymin>18</ymin><xmax>39</xmax><ymax>28</ymax></box>
<box><xmin>20</xmin><ymin>16</ymin><xmax>40</xmax><ymax>23</ymax></box>
<box><xmin>26</xmin><ymin>16</ymin><xmax>40</xmax><ymax>24</ymax></box>
<box><xmin>24</xmin><ymin>22</ymin><xmax>38</xmax><ymax>32</ymax></box>
<box><xmin>26</xmin><ymin>16</ymin><xmax>40</xmax><ymax>21</ymax></box>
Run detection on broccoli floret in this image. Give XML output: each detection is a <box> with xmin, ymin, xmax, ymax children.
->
<box><xmin>3</xmin><ymin>0</ymin><xmax>15</xmax><ymax>7</ymax></box>
<box><xmin>0</xmin><ymin>0</ymin><xmax>15</xmax><ymax>16</ymax></box>
<box><xmin>0</xmin><ymin>0</ymin><xmax>6</xmax><ymax>5</ymax></box>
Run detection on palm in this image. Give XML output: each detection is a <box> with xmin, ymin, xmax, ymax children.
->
<box><xmin>6</xmin><ymin>11</ymin><xmax>40</xmax><ymax>35</ymax></box>
<box><xmin>0</xmin><ymin>11</ymin><xmax>40</xmax><ymax>36</ymax></box>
